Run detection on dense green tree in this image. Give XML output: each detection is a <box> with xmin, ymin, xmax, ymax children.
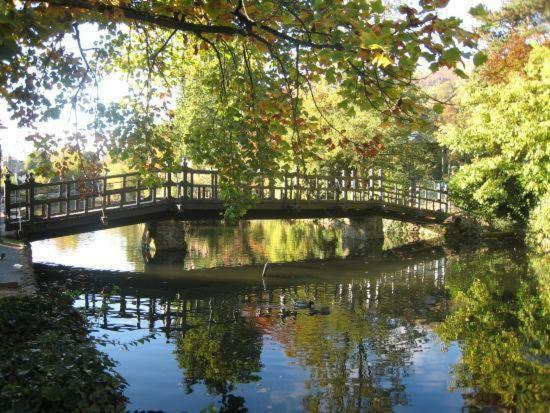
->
<box><xmin>436</xmin><ymin>0</ymin><xmax>549</xmax><ymax>248</ymax></box>
<box><xmin>437</xmin><ymin>45</ymin><xmax>549</xmax><ymax>226</ymax></box>
<box><xmin>483</xmin><ymin>0</ymin><xmax>549</xmax><ymax>36</ymax></box>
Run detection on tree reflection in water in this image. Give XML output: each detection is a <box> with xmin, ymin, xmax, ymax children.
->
<box><xmin>175</xmin><ymin>299</ymin><xmax>263</xmax><ymax>395</ymax></box>
<box><xmin>438</xmin><ymin>251</ymin><xmax>550</xmax><ymax>412</ymax></box>
<box><xmin>241</xmin><ymin>260</ymin><xmax>447</xmax><ymax>412</ymax></box>
<box><xmin>44</xmin><ymin>246</ymin><xmax>549</xmax><ymax>412</ymax></box>
<box><xmin>67</xmin><ymin>256</ymin><xmax>450</xmax><ymax>411</ymax></box>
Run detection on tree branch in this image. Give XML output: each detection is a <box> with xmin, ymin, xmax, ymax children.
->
<box><xmin>38</xmin><ymin>0</ymin><xmax>345</xmax><ymax>51</ymax></box>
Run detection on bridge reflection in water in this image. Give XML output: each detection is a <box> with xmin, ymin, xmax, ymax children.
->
<box><xmin>36</xmin><ymin>250</ymin><xmax>457</xmax><ymax>412</ymax></box>
<box><xmin>64</xmin><ymin>256</ymin><xmax>447</xmax><ymax>334</ymax></box>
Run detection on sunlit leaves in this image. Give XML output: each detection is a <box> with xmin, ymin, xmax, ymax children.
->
<box><xmin>438</xmin><ymin>45</ymin><xmax>550</xmax><ymax>224</ymax></box>
<box><xmin>0</xmin><ymin>0</ymin><xmax>478</xmax><ymax>183</ymax></box>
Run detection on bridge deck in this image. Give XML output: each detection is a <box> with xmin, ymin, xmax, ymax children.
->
<box><xmin>4</xmin><ymin>167</ymin><xmax>453</xmax><ymax>241</ymax></box>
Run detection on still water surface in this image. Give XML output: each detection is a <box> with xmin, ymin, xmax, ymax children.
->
<box><xmin>32</xmin><ymin>221</ymin><xmax>548</xmax><ymax>412</ymax></box>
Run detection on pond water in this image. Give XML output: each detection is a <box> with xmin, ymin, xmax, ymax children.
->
<box><xmin>31</xmin><ymin>221</ymin><xmax>548</xmax><ymax>412</ymax></box>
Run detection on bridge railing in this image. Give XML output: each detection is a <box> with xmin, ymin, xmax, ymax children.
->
<box><xmin>3</xmin><ymin>167</ymin><xmax>453</xmax><ymax>228</ymax></box>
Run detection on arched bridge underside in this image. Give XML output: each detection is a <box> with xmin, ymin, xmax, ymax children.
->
<box><xmin>4</xmin><ymin>167</ymin><xmax>454</xmax><ymax>241</ymax></box>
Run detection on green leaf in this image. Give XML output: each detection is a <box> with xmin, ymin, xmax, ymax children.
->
<box><xmin>454</xmin><ymin>68</ymin><xmax>468</xmax><ymax>79</ymax></box>
<box><xmin>371</xmin><ymin>0</ymin><xmax>384</xmax><ymax>14</ymax></box>
<box><xmin>469</xmin><ymin>4</ymin><xmax>488</xmax><ymax>18</ymax></box>
<box><xmin>473</xmin><ymin>52</ymin><xmax>488</xmax><ymax>67</ymax></box>
<box><xmin>441</xmin><ymin>47</ymin><xmax>461</xmax><ymax>63</ymax></box>
<box><xmin>433</xmin><ymin>103</ymin><xmax>445</xmax><ymax>114</ymax></box>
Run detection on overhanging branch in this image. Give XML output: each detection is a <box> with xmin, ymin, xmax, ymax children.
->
<box><xmin>34</xmin><ymin>0</ymin><xmax>345</xmax><ymax>51</ymax></box>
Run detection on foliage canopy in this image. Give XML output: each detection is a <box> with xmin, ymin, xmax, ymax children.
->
<box><xmin>438</xmin><ymin>45</ymin><xmax>549</xmax><ymax>225</ymax></box>
<box><xmin>0</xmin><ymin>0</ymin><xmax>479</xmax><ymax>176</ymax></box>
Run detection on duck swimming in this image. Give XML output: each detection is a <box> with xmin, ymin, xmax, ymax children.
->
<box><xmin>292</xmin><ymin>299</ymin><xmax>314</xmax><ymax>309</ymax></box>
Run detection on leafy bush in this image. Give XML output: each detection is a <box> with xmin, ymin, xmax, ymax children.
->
<box><xmin>439</xmin><ymin>45</ymin><xmax>550</xmax><ymax>227</ymax></box>
<box><xmin>527</xmin><ymin>192</ymin><xmax>550</xmax><ymax>254</ymax></box>
<box><xmin>0</xmin><ymin>292</ymin><xmax>127</xmax><ymax>412</ymax></box>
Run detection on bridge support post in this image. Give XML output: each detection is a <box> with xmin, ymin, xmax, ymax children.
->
<box><xmin>342</xmin><ymin>216</ymin><xmax>384</xmax><ymax>241</ymax></box>
<box><xmin>341</xmin><ymin>216</ymin><xmax>384</xmax><ymax>256</ymax></box>
<box><xmin>142</xmin><ymin>220</ymin><xmax>187</xmax><ymax>253</ymax></box>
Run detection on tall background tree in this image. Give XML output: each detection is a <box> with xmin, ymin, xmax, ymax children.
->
<box><xmin>436</xmin><ymin>0</ymin><xmax>549</xmax><ymax>251</ymax></box>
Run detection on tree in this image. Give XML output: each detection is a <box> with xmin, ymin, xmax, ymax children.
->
<box><xmin>437</xmin><ymin>45</ymin><xmax>549</xmax><ymax>225</ymax></box>
<box><xmin>172</xmin><ymin>60</ymin><xmax>444</xmax><ymax>216</ymax></box>
<box><xmin>483</xmin><ymin>0</ymin><xmax>549</xmax><ymax>37</ymax></box>
<box><xmin>1</xmin><ymin>0</ymin><xmax>479</xmax><ymax>177</ymax></box>
<box><xmin>24</xmin><ymin>149</ymin><xmax>103</xmax><ymax>181</ymax></box>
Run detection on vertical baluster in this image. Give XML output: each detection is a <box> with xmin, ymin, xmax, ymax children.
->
<box><xmin>295</xmin><ymin>167</ymin><xmax>301</xmax><ymax>204</ymax></box>
<box><xmin>409</xmin><ymin>180</ymin><xmax>415</xmax><ymax>208</ymax></box>
<box><xmin>190</xmin><ymin>172</ymin><xmax>194</xmax><ymax>199</ymax></box>
<box><xmin>4</xmin><ymin>173</ymin><xmax>12</xmax><ymax>227</ymax></box>
<box><xmin>65</xmin><ymin>182</ymin><xmax>71</xmax><ymax>216</ymax></box>
<box><xmin>444</xmin><ymin>183</ymin><xmax>449</xmax><ymax>213</ymax></box>
<box><xmin>92</xmin><ymin>180</ymin><xmax>97</xmax><ymax>209</ymax></box>
<box><xmin>316</xmin><ymin>175</ymin><xmax>320</xmax><ymax>200</ymax></box>
<box><xmin>436</xmin><ymin>183</ymin><xmax>442</xmax><ymax>211</ymax></box>
<box><xmin>270</xmin><ymin>176</ymin><xmax>275</xmax><ymax>200</ymax></box>
<box><xmin>27</xmin><ymin>173</ymin><xmax>35</xmax><ymax>223</ymax></box>
<box><xmin>182</xmin><ymin>159</ymin><xmax>188</xmax><ymax>200</ymax></box>
<box><xmin>55</xmin><ymin>183</ymin><xmax>61</xmax><ymax>216</ymax></box>
<box><xmin>120</xmin><ymin>175</ymin><xmax>126</xmax><ymax>209</ymax></box>
<box><xmin>378</xmin><ymin>168</ymin><xmax>383</xmax><ymax>201</ymax></box>
<box><xmin>167</xmin><ymin>171</ymin><xmax>172</xmax><ymax>201</ymax></box>
<box><xmin>102</xmin><ymin>177</ymin><xmax>107</xmax><ymax>210</ymax></box>
<box><xmin>424</xmin><ymin>185</ymin><xmax>428</xmax><ymax>210</ymax></box>
<box><xmin>210</xmin><ymin>171</ymin><xmax>215</xmax><ymax>199</ymax></box>
<box><xmin>369</xmin><ymin>166</ymin><xmax>374</xmax><ymax>200</ymax></box>
<box><xmin>355</xmin><ymin>174</ymin><xmax>360</xmax><ymax>201</ymax></box>
<box><xmin>136</xmin><ymin>177</ymin><xmax>141</xmax><ymax>207</ymax></box>
<box><xmin>259</xmin><ymin>174</ymin><xmax>264</xmax><ymax>200</ymax></box>
<box><xmin>343</xmin><ymin>170</ymin><xmax>348</xmax><ymax>202</ymax></box>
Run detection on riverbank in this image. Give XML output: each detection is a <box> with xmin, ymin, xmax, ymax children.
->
<box><xmin>0</xmin><ymin>240</ymin><xmax>36</xmax><ymax>298</ymax></box>
<box><xmin>0</xmin><ymin>288</ymin><xmax>128</xmax><ymax>412</ymax></box>
<box><xmin>1</xmin><ymin>230</ymin><xmax>127</xmax><ymax>411</ymax></box>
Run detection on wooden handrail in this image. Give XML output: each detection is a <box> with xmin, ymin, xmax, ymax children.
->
<box><xmin>3</xmin><ymin>167</ymin><xmax>454</xmax><ymax>228</ymax></box>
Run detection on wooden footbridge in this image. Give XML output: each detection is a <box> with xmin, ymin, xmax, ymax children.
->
<box><xmin>3</xmin><ymin>165</ymin><xmax>454</xmax><ymax>241</ymax></box>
